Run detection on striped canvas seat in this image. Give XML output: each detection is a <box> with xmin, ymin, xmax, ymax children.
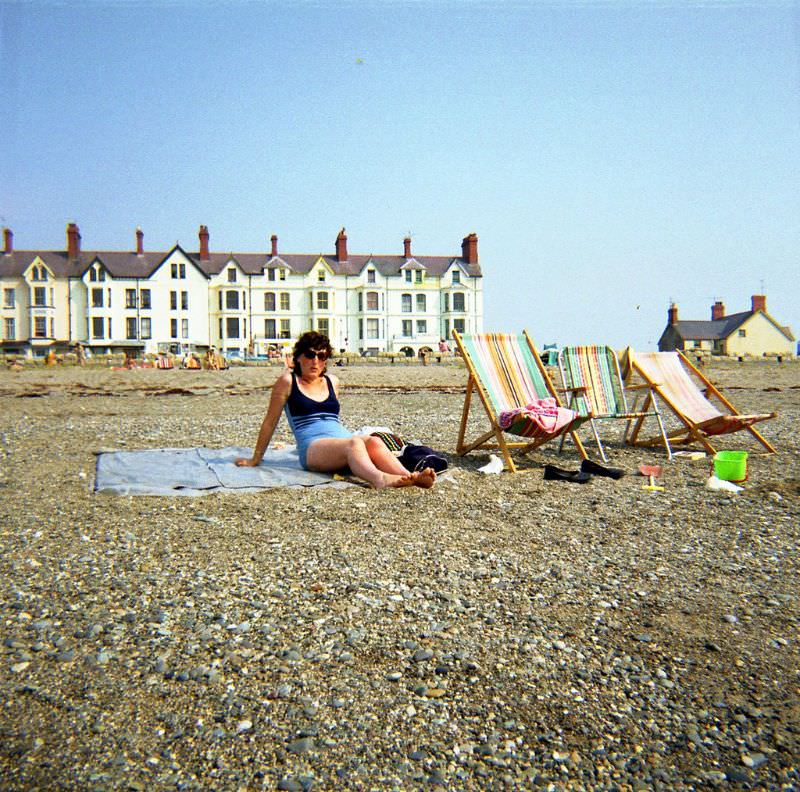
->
<box><xmin>452</xmin><ymin>331</ymin><xmax>588</xmax><ymax>473</ymax></box>
<box><xmin>558</xmin><ymin>345</ymin><xmax>671</xmax><ymax>461</ymax></box>
<box><xmin>626</xmin><ymin>350</ymin><xmax>776</xmax><ymax>454</ymax></box>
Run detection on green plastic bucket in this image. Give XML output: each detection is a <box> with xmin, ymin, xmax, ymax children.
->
<box><xmin>713</xmin><ymin>451</ymin><xmax>748</xmax><ymax>483</ymax></box>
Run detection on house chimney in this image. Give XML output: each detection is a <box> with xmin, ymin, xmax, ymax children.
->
<box><xmin>335</xmin><ymin>228</ymin><xmax>348</xmax><ymax>261</ymax></box>
<box><xmin>751</xmin><ymin>294</ymin><xmax>766</xmax><ymax>313</ymax></box>
<box><xmin>199</xmin><ymin>225</ymin><xmax>210</xmax><ymax>261</ymax></box>
<box><xmin>3</xmin><ymin>228</ymin><xmax>12</xmax><ymax>254</ymax></box>
<box><xmin>711</xmin><ymin>300</ymin><xmax>725</xmax><ymax>321</ymax></box>
<box><xmin>136</xmin><ymin>226</ymin><xmax>144</xmax><ymax>255</ymax></box>
<box><xmin>461</xmin><ymin>233</ymin><xmax>478</xmax><ymax>265</ymax></box>
<box><xmin>668</xmin><ymin>303</ymin><xmax>678</xmax><ymax>325</ymax></box>
<box><xmin>67</xmin><ymin>222</ymin><xmax>81</xmax><ymax>260</ymax></box>
<box><xmin>271</xmin><ymin>234</ymin><xmax>278</xmax><ymax>257</ymax></box>
<box><xmin>403</xmin><ymin>236</ymin><xmax>412</xmax><ymax>258</ymax></box>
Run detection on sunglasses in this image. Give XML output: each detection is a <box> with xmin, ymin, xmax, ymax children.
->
<box><xmin>302</xmin><ymin>350</ymin><xmax>329</xmax><ymax>361</ymax></box>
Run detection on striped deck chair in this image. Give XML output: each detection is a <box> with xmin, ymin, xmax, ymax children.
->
<box><xmin>625</xmin><ymin>350</ymin><xmax>777</xmax><ymax>454</ymax></box>
<box><xmin>452</xmin><ymin>331</ymin><xmax>588</xmax><ymax>473</ymax></box>
<box><xmin>558</xmin><ymin>345</ymin><xmax>672</xmax><ymax>462</ymax></box>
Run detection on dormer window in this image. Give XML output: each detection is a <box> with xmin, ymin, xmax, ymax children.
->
<box><xmin>405</xmin><ymin>270</ymin><xmax>412</xmax><ymax>283</ymax></box>
<box><xmin>367</xmin><ymin>269</ymin><xmax>376</xmax><ymax>284</ymax></box>
<box><xmin>227</xmin><ymin>268</ymin><xmax>237</xmax><ymax>283</ymax></box>
<box><xmin>279</xmin><ymin>269</ymin><xmax>286</xmax><ymax>281</ymax></box>
<box><xmin>89</xmin><ymin>264</ymin><xmax>105</xmax><ymax>282</ymax></box>
<box><xmin>170</xmin><ymin>262</ymin><xmax>186</xmax><ymax>279</ymax></box>
<box><xmin>452</xmin><ymin>270</ymin><xmax>461</xmax><ymax>284</ymax></box>
<box><xmin>31</xmin><ymin>266</ymin><xmax>48</xmax><ymax>281</ymax></box>
<box><xmin>318</xmin><ymin>270</ymin><xmax>326</xmax><ymax>282</ymax></box>
<box><xmin>415</xmin><ymin>271</ymin><xmax>423</xmax><ymax>284</ymax></box>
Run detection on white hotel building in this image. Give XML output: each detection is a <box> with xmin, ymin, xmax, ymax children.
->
<box><xmin>0</xmin><ymin>224</ymin><xmax>484</xmax><ymax>358</ymax></box>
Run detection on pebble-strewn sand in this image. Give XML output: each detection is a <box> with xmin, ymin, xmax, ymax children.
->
<box><xmin>1</xmin><ymin>359</ymin><xmax>798</xmax><ymax>790</ymax></box>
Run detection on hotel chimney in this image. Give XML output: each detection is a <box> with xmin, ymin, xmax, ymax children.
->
<box><xmin>3</xmin><ymin>228</ymin><xmax>12</xmax><ymax>254</ymax></box>
<box><xmin>199</xmin><ymin>225</ymin><xmax>210</xmax><ymax>261</ymax></box>
<box><xmin>136</xmin><ymin>227</ymin><xmax>144</xmax><ymax>255</ymax></box>
<box><xmin>668</xmin><ymin>303</ymin><xmax>679</xmax><ymax>325</ymax></box>
<box><xmin>67</xmin><ymin>222</ymin><xmax>81</xmax><ymax>261</ymax></box>
<box><xmin>335</xmin><ymin>228</ymin><xmax>348</xmax><ymax>261</ymax></box>
<box><xmin>271</xmin><ymin>234</ymin><xmax>278</xmax><ymax>257</ymax></box>
<box><xmin>404</xmin><ymin>236</ymin><xmax>412</xmax><ymax>258</ymax></box>
<box><xmin>711</xmin><ymin>301</ymin><xmax>725</xmax><ymax>321</ymax></box>
<box><xmin>461</xmin><ymin>233</ymin><xmax>478</xmax><ymax>264</ymax></box>
<box><xmin>751</xmin><ymin>294</ymin><xmax>766</xmax><ymax>313</ymax></box>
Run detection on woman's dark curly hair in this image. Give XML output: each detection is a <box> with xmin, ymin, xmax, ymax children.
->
<box><xmin>292</xmin><ymin>331</ymin><xmax>333</xmax><ymax>372</ymax></box>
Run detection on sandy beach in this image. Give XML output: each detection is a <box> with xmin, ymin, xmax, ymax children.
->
<box><xmin>1</xmin><ymin>358</ymin><xmax>798</xmax><ymax>789</ymax></box>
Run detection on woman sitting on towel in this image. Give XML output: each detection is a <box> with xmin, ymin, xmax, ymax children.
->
<box><xmin>235</xmin><ymin>331</ymin><xmax>436</xmax><ymax>489</ymax></box>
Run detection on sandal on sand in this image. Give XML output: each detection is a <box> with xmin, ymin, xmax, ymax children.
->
<box><xmin>543</xmin><ymin>465</ymin><xmax>591</xmax><ymax>484</ymax></box>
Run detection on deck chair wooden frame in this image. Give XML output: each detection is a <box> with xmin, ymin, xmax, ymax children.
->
<box><xmin>452</xmin><ymin>330</ymin><xmax>588</xmax><ymax>473</ymax></box>
<box><xmin>557</xmin><ymin>345</ymin><xmax>672</xmax><ymax>462</ymax></box>
<box><xmin>624</xmin><ymin>349</ymin><xmax>776</xmax><ymax>455</ymax></box>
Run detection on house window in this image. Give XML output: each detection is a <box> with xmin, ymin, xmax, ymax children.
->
<box><xmin>4</xmin><ymin>317</ymin><xmax>15</xmax><ymax>340</ymax></box>
<box><xmin>417</xmin><ymin>319</ymin><xmax>427</xmax><ymax>334</ymax></box>
<box><xmin>92</xmin><ymin>317</ymin><xmax>104</xmax><ymax>338</ymax></box>
<box><xmin>107</xmin><ymin>288</ymin><xmax>112</xmax><ymax>308</ymax></box>
<box><xmin>219</xmin><ymin>318</ymin><xmax>223</xmax><ymax>338</ymax></box>
<box><xmin>279</xmin><ymin>269</ymin><xmax>286</xmax><ymax>281</ymax></box>
<box><xmin>280</xmin><ymin>292</ymin><xmax>290</xmax><ymax>311</ymax></box>
<box><xmin>170</xmin><ymin>318</ymin><xmax>178</xmax><ymax>339</ymax></box>
<box><xmin>367</xmin><ymin>269</ymin><xmax>376</xmax><ymax>284</ymax></box>
<box><xmin>91</xmin><ymin>288</ymin><xmax>103</xmax><ymax>308</ymax></box>
<box><xmin>49</xmin><ymin>318</ymin><xmax>54</xmax><ymax>337</ymax></box>
<box><xmin>358</xmin><ymin>292</ymin><xmax>363</xmax><ymax>312</ymax></box>
<box><xmin>404</xmin><ymin>270</ymin><xmax>412</xmax><ymax>283</ymax></box>
<box><xmin>693</xmin><ymin>340</ymin><xmax>702</xmax><ymax>349</ymax></box>
<box><xmin>265</xmin><ymin>292</ymin><xmax>276</xmax><ymax>311</ymax></box>
<box><xmin>125</xmin><ymin>289</ymin><xmax>137</xmax><ymax>309</ymax></box>
<box><xmin>402</xmin><ymin>320</ymin><xmax>412</xmax><ymax>337</ymax></box>
<box><xmin>89</xmin><ymin>267</ymin><xmax>97</xmax><ymax>282</ymax></box>
<box><xmin>453</xmin><ymin>292</ymin><xmax>465</xmax><ymax>311</ymax></box>
<box><xmin>443</xmin><ymin>319</ymin><xmax>450</xmax><ymax>340</ymax></box>
<box><xmin>34</xmin><ymin>317</ymin><xmax>47</xmax><ymax>338</ymax></box>
<box><xmin>738</xmin><ymin>329</ymin><xmax>746</xmax><ymax>338</ymax></box>
<box><xmin>226</xmin><ymin>317</ymin><xmax>240</xmax><ymax>338</ymax></box>
<box><xmin>140</xmin><ymin>317</ymin><xmax>151</xmax><ymax>339</ymax></box>
<box><xmin>358</xmin><ymin>319</ymin><xmax>363</xmax><ymax>339</ymax></box>
<box><xmin>181</xmin><ymin>291</ymin><xmax>189</xmax><ymax>310</ymax></box>
<box><xmin>171</xmin><ymin>262</ymin><xmax>186</xmax><ymax>279</ymax></box>
<box><xmin>126</xmin><ymin>317</ymin><xmax>137</xmax><ymax>339</ymax></box>
<box><xmin>265</xmin><ymin>318</ymin><xmax>276</xmax><ymax>338</ymax></box>
<box><xmin>367</xmin><ymin>291</ymin><xmax>379</xmax><ymax>311</ymax></box>
<box><xmin>32</xmin><ymin>266</ymin><xmax>47</xmax><ymax>281</ymax></box>
<box><xmin>226</xmin><ymin>291</ymin><xmax>239</xmax><ymax>310</ymax></box>
<box><xmin>227</xmin><ymin>268</ymin><xmax>237</xmax><ymax>283</ymax></box>
<box><xmin>34</xmin><ymin>287</ymin><xmax>47</xmax><ymax>307</ymax></box>
<box><xmin>401</xmin><ymin>294</ymin><xmax>412</xmax><ymax>313</ymax></box>
<box><xmin>317</xmin><ymin>318</ymin><xmax>329</xmax><ymax>335</ymax></box>
<box><xmin>4</xmin><ymin>288</ymin><xmax>15</xmax><ymax>308</ymax></box>
<box><xmin>416</xmin><ymin>294</ymin><xmax>426</xmax><ymax>312</ymax></box>
<box><xmin>317</xmin><ymin>270</ymin><xmax>326</xmax><ymax>282</ymax></box>
<box><xmin>444</xmin><ymin>293</ymin><xmax>450</xmax><ymax>312</ymax></box>
<box><xmin>140</xmin><ymin>289</ymin><xmax>151</xmax><ymax>309</ymax></box>
<box><xmin>452</xmin><ymin>270</ymin><xmax>461</xmax><ymax>284</ymax></box>
<box><xmin>415</xmin><ymin>271</ymin><xmax>423</xmax><ymax>284</ymax></box>
<box><xmin>366</xmin><ymin>318</ymin><xmax>379</xmax><ymax>339</ymax></box>
<box><xmin>317</xmin><ymin>292</ymin><xmax>328</xmax><ymax>310</ymax></box>
<box><xmin>268</xmin><ymin>269</ymin><xmax>276</xmax><ymax>282</ymax></box>
<box><xmin>279</xmin><ymin>319</ymin><xmax>291</xmax><ymax>339</ymax></box>
<box><xmin>453</xmin><ymin>318</ymin><xmax>465</xmax><ymax>334</ymax></box>
<box><xmin>170</xmin><ymin>291</ymin><xmax>177</xmax><ymax>310</ymax></box>
<box><xmin>182</xmin><ymin>318</ymin><xmax>189</xmax><ymax>338</ymax></box>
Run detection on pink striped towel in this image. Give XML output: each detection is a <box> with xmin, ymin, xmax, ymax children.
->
<box><xmin>499</xmin><ymin>398</ymin><xmax>577</xmax><ymax>435</ymax></box>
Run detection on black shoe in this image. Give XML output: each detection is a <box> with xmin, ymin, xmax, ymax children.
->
<box><xmin>543</xmin><ymin>464</ymin><xmax>591</xmax><ymax>483</ymax></box>
<box><xmin>580</xmin><ymin>459</ymin><xmax>625</xmax><ymax>480</ymax></box>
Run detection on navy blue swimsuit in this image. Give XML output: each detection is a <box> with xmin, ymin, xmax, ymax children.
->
<box><xmin>284</xmin><ymin>373</ymin><xmax>352</xmax><ymax>469</ymax></box>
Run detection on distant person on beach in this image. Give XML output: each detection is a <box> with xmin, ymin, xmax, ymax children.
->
<box><xmin>235</xmin><ymin>331</ymin><xmax>436</xmax><ymax>489</ymax></box>
<box><xmin>438</xmin><ymin>338</ymin><xmax>451</xmax><ymax>354</ymax></box>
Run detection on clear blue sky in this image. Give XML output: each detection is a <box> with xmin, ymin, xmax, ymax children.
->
<box><xmin>1</xmin><ymin>0</ymin><xmax>798</xmax><ymax>349</ymax></box>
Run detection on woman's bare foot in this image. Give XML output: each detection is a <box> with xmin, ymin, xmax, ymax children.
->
<box><xmin>385</xmin><ymin>467</ymin><xmax>436</xmax><ymax>489</ymax></box>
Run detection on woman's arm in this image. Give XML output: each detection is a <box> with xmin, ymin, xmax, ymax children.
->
<box><xmin>235</xmin><ymin>372</ymin><xmax>292</xmax><ymax>466</ymax></box>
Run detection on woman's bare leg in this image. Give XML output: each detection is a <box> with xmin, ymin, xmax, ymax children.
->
<box><xmin>306</xmin><ymin>437</ymin><xmax>435</xmax><ymax>489</ymax></box>
<box><xmin>364</xmin><ymin>435</ymin><xmax>413</xmax><ymax>476</ymax></box>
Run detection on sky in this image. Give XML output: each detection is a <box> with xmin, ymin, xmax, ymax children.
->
<box><xmin>1</xmin><ymin>0</ymin><xmax>798</xmax><ymax>350</ymax></box>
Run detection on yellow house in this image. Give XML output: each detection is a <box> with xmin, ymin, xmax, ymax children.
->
<box><xmin>658</xmin><ymin>295</ymin><xmax>795</xmax><ymax>358</ymax></box>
